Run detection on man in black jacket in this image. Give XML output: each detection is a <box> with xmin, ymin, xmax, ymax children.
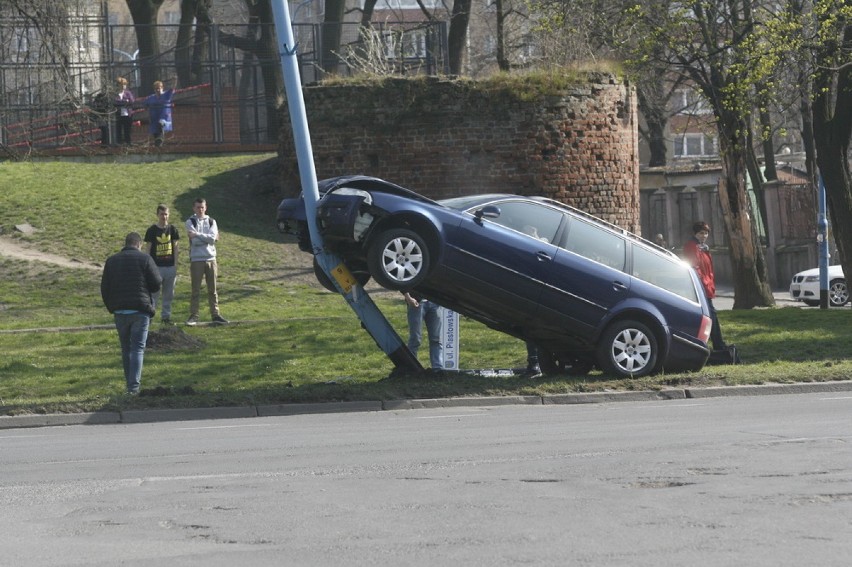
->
<box><xmin>101</xmin><ymin>232</ymin><xmax>162</xmax><ymax>394</ymax></box>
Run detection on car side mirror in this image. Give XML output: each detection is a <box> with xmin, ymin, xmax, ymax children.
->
<box><xmin>474</xmin><ymin>205</ymin><xmax>501</xmax><ymax>223</ymax></box>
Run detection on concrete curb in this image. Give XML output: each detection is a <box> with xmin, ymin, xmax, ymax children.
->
<box><xmin>2</xmin><ymin>380</ymin><xmax>851</xmax><ymax>430</ymax></box>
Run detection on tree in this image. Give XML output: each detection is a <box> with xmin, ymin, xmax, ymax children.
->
<box><xmin>810</xmin><ymin>1</ymin><xmax>852</xmax><ymax>277</ymax></box>
<box><xmin>615</xmin><ymin>1</ymin><xmax>778</xmax><ymax>308</ymax></box>
<box><xmin>320</xmin><ymin>0</ymin><xmax>346</xmax><ymax>75</ymax></box>
<box><xmin>447</xmin><ymin>0</ymin><xmax>472</xmax><ymax>74</ymax></box>
<box><xmin>175</xmin><ymin>0</ymin><xmax>212</xmax><ymax>87</ymax></box>
<box><xmin>125</xmin><ymin>0</ymin><xmax>166</xmax><ymax>95</ymax></box>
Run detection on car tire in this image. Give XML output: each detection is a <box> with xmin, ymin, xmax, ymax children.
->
<box><xmin>313</xmin><ymin>256</ymin><xmax>370</xmax><ymax>293</ymax></box>
<box><xmin>596</xmin><ymin>319</ymin><xmax>658</xmax><ymax>378</ymax></box>
<box><xmin>829</xmin><ymin>279</ymin><xmax>849</xmax><ymax>307</ymax></box>
<box><xmin>539</xmin><ymin>351</ymin><xmax>594</xmax><ymax>376</ymax></box>
<box><xmin>367</xmin><ymin>228</ymin><xmax>431</xmax><ymax>290</ymax></box>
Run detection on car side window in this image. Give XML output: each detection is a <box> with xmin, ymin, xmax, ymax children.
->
<box><xmin>632</xmin><ymin>246</ymin><xmax>699</xmax><ymax>302</ymax></box>
<box><xmin>483</xmin><ymin>201</ymin><xmax>563</xmax><ymax>243</ymax></box>
<box><xmin>562</xmin><ymin>218</ymin><xmax>625</xmax><ymax>271</ymax></box>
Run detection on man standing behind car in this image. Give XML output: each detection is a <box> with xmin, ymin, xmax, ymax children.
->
<box><xmin>684</xmin><ymin>221</ymin><xmax>727</xmax><ymax>351</ymax></box>
<box><xmin>101</xmin><ymin>232</ymin><xmax>162</xmax><ymax>395</ymax></box>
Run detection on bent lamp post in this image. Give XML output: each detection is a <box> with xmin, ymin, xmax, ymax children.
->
<box><xmin>270</xmin><ymin>1</ymin><xmax>422</xmax><ymax>372</ymax></box>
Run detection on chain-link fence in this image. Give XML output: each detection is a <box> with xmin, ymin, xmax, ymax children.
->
<box><xmin>0</xmin><ymin>19</ymin><xmax>448</xmax><ymax>152</ymax></box>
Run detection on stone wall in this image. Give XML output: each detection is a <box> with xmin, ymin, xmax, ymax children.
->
<box><xmin>279</xmin><ymin>73</ymin><xmax>639</xmax><ymax>231</ymax></box>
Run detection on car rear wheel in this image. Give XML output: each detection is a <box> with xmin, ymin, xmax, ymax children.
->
<box><xmin>829</xmin><ymin>279</ymin><xmax>849</xmax><ymax>307</ymax></box>
<box><xmin>313</xmin><ymin>256</ymin><xmax>370</xmax><ymax>293</ymax></box>
<box><xmin>596</xmin><ymin>320</ymin><xmax>658</xmax><ymax>378</ymax></box>
<box><xmin>367</xmin><ymin>228</ymin><xmax>431</xmax><ymax>290</ymax></box>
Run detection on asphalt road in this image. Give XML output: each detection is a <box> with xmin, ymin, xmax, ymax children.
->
<box><xmin>2</xmin><ymin>392</ymin><xmax>851</xmax><ymax>566</ymax></box>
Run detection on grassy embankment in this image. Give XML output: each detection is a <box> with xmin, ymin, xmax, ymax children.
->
<box><xmin>0</xmin><ymin>155</ymin><xmax>850</xmax><ymax>415</ymax></box>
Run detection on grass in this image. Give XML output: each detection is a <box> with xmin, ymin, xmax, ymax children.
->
<box><xmin>1</xmin><ymin>154</ymin><xmax>851</xmax><ymax>416</ymax></box>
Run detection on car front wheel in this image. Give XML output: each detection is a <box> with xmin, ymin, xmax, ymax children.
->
<box><xmin>367</xmin><ymin>228</ymin><xmax>431</xmax><ymax>290</ymax></box>
<box><xmin>596</xmin><ymin>320</ymin><xmax>658</xmax><ymax>378</ymax></box>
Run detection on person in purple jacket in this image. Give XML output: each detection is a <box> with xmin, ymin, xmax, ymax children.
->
<box><xmin>145</xmin><ymin>80</ymin><xmax>174</xmax><ymax>147</ymax></box>
<box><xmin>114</xmin><ymin>77</ymin><xmax>135</xmax><ymax>145</ymax></box>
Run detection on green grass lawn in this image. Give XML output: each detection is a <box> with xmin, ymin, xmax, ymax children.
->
<box><xmin>1</xmin><ymin>155</ymin><xmax>851</xmax><ymax>416</ymax></box>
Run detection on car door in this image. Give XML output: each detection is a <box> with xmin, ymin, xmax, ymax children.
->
<box><xmin>440</xmin><ymin>199</ymin><xmax>565</xmax><ymax>323</ymax></box>
<box><xmin>536</xmin><ymin>216</ymin><xmax>631</xmax><ymax>337</ymax></box>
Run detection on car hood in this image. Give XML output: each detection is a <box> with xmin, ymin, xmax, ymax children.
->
<box><xmin>793</xmin><ymin>265</ymin><xmax>844</xmax><ymax>278</ymax></box>
<box><xmin>277</xmin><ymin>175</ymin><xmax>438</xmax><ymax>223</ymax></box>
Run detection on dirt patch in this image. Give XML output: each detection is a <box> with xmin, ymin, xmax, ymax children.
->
<box><xmin>146</xmin><ymin>325</ymin><xmax>207</xmax><ymax>352</ymax></box>
<box><xmin>0</xmin><ymin>236</ymin><xmax>101</xmax><ymax>271</ymax></box>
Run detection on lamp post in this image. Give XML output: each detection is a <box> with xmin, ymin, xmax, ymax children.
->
<box><xmin>270</xmin><ymin>0</ymin><xmax>422</xmax><ymax>372</ymax></box>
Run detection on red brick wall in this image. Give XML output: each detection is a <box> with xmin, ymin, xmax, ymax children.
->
<box><xmin>278</xmin><ymin>73</ymin><xmax>639</xmax><ymax>231</ymax></box>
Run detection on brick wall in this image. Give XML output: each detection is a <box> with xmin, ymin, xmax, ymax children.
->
<box><xmin>278</xmin><ymin>73</ymin><xmax>639</xmax><ymax>231</ymax></box>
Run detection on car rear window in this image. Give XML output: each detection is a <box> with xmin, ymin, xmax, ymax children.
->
<box><xmin>631</xmin><ymin>245</ymin><xmax>699</xmax><ymax>302</ymax></box>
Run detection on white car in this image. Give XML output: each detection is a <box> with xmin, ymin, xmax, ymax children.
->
<box><xmin>789</xmin><ymin>265</ymin><xmax>848</xmax><ymax>307</ymax></box>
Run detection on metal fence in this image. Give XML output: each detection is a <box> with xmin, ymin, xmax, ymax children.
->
<box><xmin>0</xmin><ymin>20</ymin><xmax>448</xmax><ymax>151</ymax></box>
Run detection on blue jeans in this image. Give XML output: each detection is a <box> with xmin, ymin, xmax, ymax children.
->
<box><xmin>114</xmin><ymin>312</ymin><xmax>151</xmax><ymax>393</ymax></box>
<box><xmin>407</xmin><ymin>300</ymin><xmax>443</xmax><ymax>369</ymax></box>
<box><xmin>152</xmin><ymin>265</ymin><xmax>177</xmax><ymax>320</ymax></box>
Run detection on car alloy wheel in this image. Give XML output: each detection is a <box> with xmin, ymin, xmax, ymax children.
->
<box><xmin>367</xmin><ymin>228</ymin><xmax>431</xmax><ymax>290</ymax></box>
<box><xmin>597</xmin><ymin>319</ymin><xmax>658</xmax><ymax>378</ymax></box>
<box><xmin>829</xmin><ymin>279</ymin><xmax>849</xmax><ymax>307</ymax></box>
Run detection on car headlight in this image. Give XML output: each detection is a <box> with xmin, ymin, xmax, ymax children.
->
<box><xmin>804</xmin><ymin>275</ymin><xmax>819</xmax><ymax>282</ymax></box>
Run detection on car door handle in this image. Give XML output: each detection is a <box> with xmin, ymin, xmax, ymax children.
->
<box><xmin>536</xmin><ymin>251</ymin><xmax>553</xmax><ymax>262</ymax></box>
<box><xmin>612</xmin><ymin>280</ymin><xmax>628</xmax><ymax>291</ymax></box>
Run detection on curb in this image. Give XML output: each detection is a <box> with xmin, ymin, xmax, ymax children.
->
<box><xmin>2</xmin><ymin>380</ymin><xmax>851</xmax><ymax>430</ymax></box>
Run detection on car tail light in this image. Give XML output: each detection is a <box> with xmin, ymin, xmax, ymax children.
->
<box><xmin>697</xmin><ymin>315</ymin><xmax>712</xmax><ymax>344</ymax></box>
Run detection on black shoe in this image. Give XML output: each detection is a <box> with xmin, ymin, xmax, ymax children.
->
<box><xmin>521</xmin><ymin>364</ymin><xmax>542</xmax><ymax>379</ymax></box>
<box><xmin>212</xmin><ymin>315</ymin><xmax>229</xmax><ymax>324</ymax></box>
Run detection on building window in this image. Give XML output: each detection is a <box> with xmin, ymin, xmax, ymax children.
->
<box><xmin>673</xmin><ymin>88</ymin><xmax>712</xmax><ymax>116</ymax></box>
<box><xmin>382</xmin><ymin>29</ymin><xmax>427</xmax><ymax>59</ymax></box>
<box><xmin>673</xmin><ymin>133</ymin><xmax>717</xmax><ymax>157</ymax></box>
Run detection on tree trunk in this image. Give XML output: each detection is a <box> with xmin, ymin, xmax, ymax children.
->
<box><xmin>174</xmin><ymin>0</ymin><xmax>198</xmax><ymax>87</ymax></box>
<box><xmin>636</xmin><ymin>86</ymin><xmax>667</xmax><ymax>167</ymax></box>
<box><xmin>812</xmin><ymin>16</ymin><xmax>852</xmax><ymax>279</ymax></box>
<box><xmin>447</xmin><ymin>0</ymin><xmax>472</xmax><ymax>75</ymax></box>
<box><xmin>320</xmin><ymin>0</ymin><xmax>345</xmax><ymax>76</ymax></box>
<box><xmin>125</xmin><ymin>0</ymin><xmax>165</xmax><ymax>95</ymax></box>
<box><xmin>716</xmin><ymin>114</ymin><xmax>775</xmax><ymax>308</ymax></box>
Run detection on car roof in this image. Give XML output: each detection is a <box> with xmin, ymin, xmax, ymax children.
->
<box><xmin>323</xmin><ymin>176</ymin><xmax>678</xmax><ymax>261</ymax></box>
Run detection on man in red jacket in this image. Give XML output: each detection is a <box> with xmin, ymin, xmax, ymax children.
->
<box><xmin>684</xmin><ymin>221</ymin><xmax>727</xmax><ymax>351</ymax></box>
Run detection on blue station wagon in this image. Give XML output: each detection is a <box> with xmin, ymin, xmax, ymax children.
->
<box><xmin>278</xmin><ymin>176</ymin><xmax>712</xmax><ymax>377</ymax></box>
